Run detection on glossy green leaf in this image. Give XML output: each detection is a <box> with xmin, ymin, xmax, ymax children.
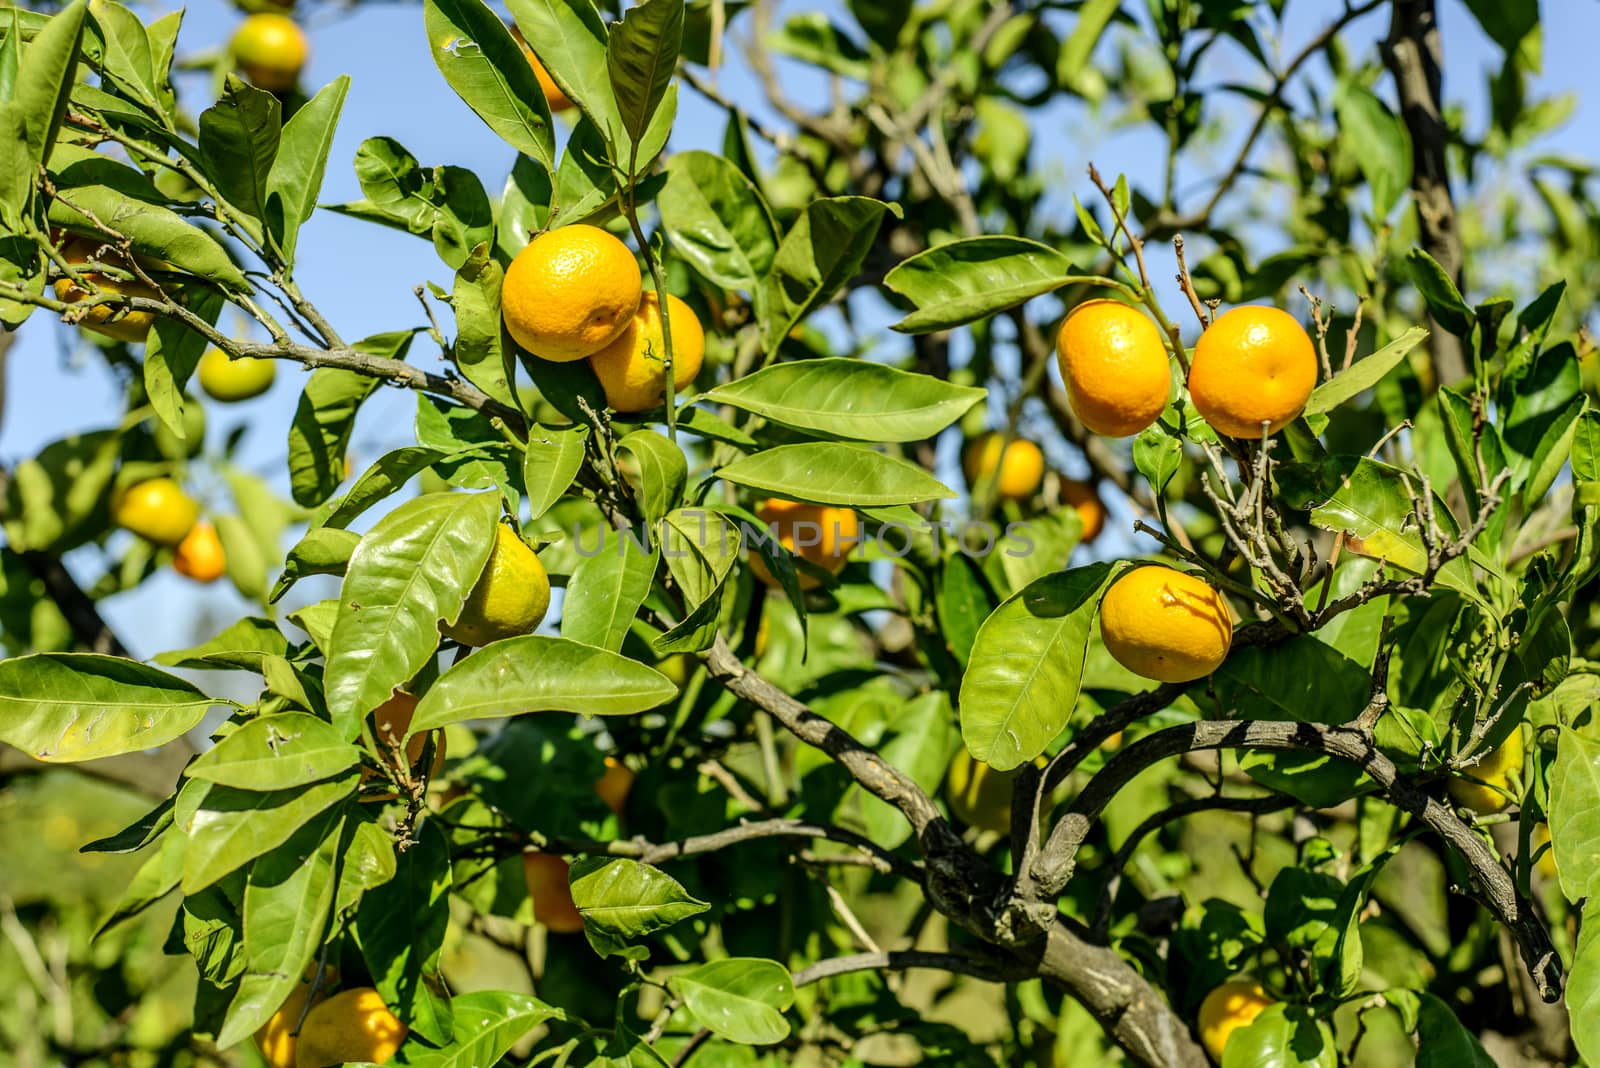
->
<box><xmin>334</xmin><ymin>813</ymin><xmax>398</xmax><ymax>921</ymax></box>
<box><xmin>569</xmin><ymin>857</ymin><xmax>709</xmax><ymax>958</ymax></box>
<box><xmin>177</xmin><ymin>772</ymin><xmax>356</xmax><ymax>893</ymax></box>
<box><xmin>1406</xmin><ymin>248</ymin><xmax>1472</xmax><ymax>337</ymax></box>
<box><xmin>287</xmin><ymin>330</ymin><xmax>414</xmax><ymax>506</ymax></box>
<box><xmin>1550</xmin><ymin>726</ymin><xmax>1600</xmax><ymax>904</ymax></box>
<box><xmin>409</xmin><ymin>635</ymin><xmax>678</xmax><ymax>732</ymax></box>
<box><xmin>1334</xmin><ymin>81</ymin><xmax>1412</xmax><ymax>220</ymax></box>
<box><xmin>265</xmin><ymin>75</ymin><xmax>349</xmax><ymax>265</ymax></box>
<box><xmin>323</xmin><ymin>491</ymin><xmax>500</xmax><ymax>737</ymax></box>
<box><xmin>658</xmin><ymin>150</ymin><xmax>776</xmax><ymax>295</ymax></box>
<box><xmin>47</xmin><ymin>185</ymin><xmax>248</xmax><ymax>289</ymax></box>
<box><xmin>1221</xmin><ymin>1004</ymin><xmax>1336</xmax><ymax>1068</ymax></box>
<box><xmin>198</xmin><ymin>75</ymin><xmax>281</xmax><ymax>224</ymax></box>
<box><xmin>606</xmin><ymin>0</ymin><xmax>681</xmax><ymax>148</ymax></box>
<box><xmin>958</xmin><ymin>563</ymin><xmax>1115</xmax><ymax>770</ymax></box>
<box><xmin>562</xmin><ymin>535</ymin><xmax>658</xmax><ymax>652</ymax></box>
<box><xmin>95</xmin><ymin>831</ymin><xmax>184</xmax><ymax>935</ymax></box>
<box><xmin>89</xmin><ymin>0</ymin><xmax>161</xmax><ymax>114</ymax></box>
<box><xmin>1410</xmin><ymin>990</ymin><xmax>1496</xmax><ymax>1067</ymax></box>
<box><xmin>699</xmin><ymin>359</ymin><xmax>984</xmax><ymax>442</ymax></box>
<box><xmin>617</xmin><ymin>429</ymin><xmax>687</xmax><ymax>525</ymax></box>
<box><xmin>0</xmin><ymin>654</ymin><xmax>212</xmax><ymax>761</ymax></box>
<box><xmin>15</xmin><ymin>0</ymin><xmax>85</xmax><ymax>170</ymax></box>
<box><xmin>1303</xmin><ymin>327</ymin><xmax>1428</xmax><ymax>416</ymax></box>
<box><xmin>884</xmin><ymin>236</ymin><xmax>1080</xmax><ymax>333</ymax></box>
<box><xmin>1568</xmin><ymin>903</ymin><xmax>1600</xmax><ymax>1064</ymax></box>
<box><xmin>718</xmin><ymin>443</ymin><xmax>955</xmax><ymax>506</ymax></box>
<box><xmin>185</xmin><ymin>713</ymin><xmax>361</xmax><ymax>791</ymax></box>
<box><xmin>392</xmin><ymin>992</ymin><xmax>564</xmax><ymax>1068</ymax></box>
<box><xmin>451</xmin><ymin>243</ymin><xmax>518</xmax><ymax>408</ymax></box>
<box><xmin>503</xmin><ymin>0</ymin><xmax>620</xmax><ymax>140</ymax></box>
<box><xmin>424</xmin><ymin>0</ymin><xmax>555</xmax><ymax>172</ymax></box>
<box><xmin>358</xmin><ymin>819</ymin><xmax>453</xmax><ymax>1044</ymax></box>
<box><xmin>319</xmin><ymin>447</ymin><xmax>455</xmax><ymax>530</ymax></box>
<box><xmin>81</xmin><ymin>795</ymin><xmax>174</xmax><ymax>854</ymax></box>
<box><xmin>143</xmin><ymin>287</ymin><xmax>223</xmax><ymax>446</ymax></box>
<box><xmin>762</xmin><ymin>197</ymin><xmax>895</xmax><ymax>348</ymax></box>
<box><xmin>668</xmin><ymin>958</ymin><xmax>795</xmax><ymax>1045</ymax></box>
<box><xmin>523</xmin><ymin>423</ymin><xmax>590</xmax><ymax>521</ymax></box>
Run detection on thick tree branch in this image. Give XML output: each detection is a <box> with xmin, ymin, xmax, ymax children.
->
<box><xmin>791</xmin><ymin>948</ymin><xmax>1029</xmax><ymax>988</ymax></box>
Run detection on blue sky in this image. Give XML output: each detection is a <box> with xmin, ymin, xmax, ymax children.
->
<box><xmin>4</xmin><ymin>0</ymin><xmax>1596</xmax><ymax>659</ymax></box>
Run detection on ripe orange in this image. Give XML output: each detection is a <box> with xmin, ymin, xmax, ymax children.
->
<box><xmin>230</xmin><ymin>13</ymin><xmax>308</xmax><ymax>92</ymax></box>
<box><xmin>594</xmin><ymin>756</ymin><xmax>634</xmax><ymax>817</ymax></box>
<box><xmin>255</xmin><ymin>968</ymin><xmax>335</xmax><ymax>1068</ymax></box>
<box><xmin>1055</xmin><ymin>299</ymin><xmax>1171</xmax><ymax>437</ymax></box>
<box><xmin>1197</xmin><ymin>980</ymin><xmax>1274</xmax><ymax>1062</ymax></box>
<box><xmin>522</xmin><ymin>852</ymin><xmax>584</xmax><ymax>933</ymax></box>
<box><xmin>588</xmin><ymin>292</ymin><xmax>706</xmax><ymax>412</ymax></box>
<box><xmin>53</xmin><ymin>238</ymin><xmax>160</xmax><ymax>343</ymax></box>
<box><xmin>197</xmin><ymin>348</ymin><xmax>276</xmax><ymax>402</ymax></box>
<box><xmin>748</xmin><ymin>498</ymin><xmax>863</xmax><ymax>590</ymax></box>
<box><xmin>1187</xmin><ymin>306</ymin><xmax>1317</xmax><ymax>438</ymax></box>
<box><xmin>501</xmin><ymin>225</ymin><xmax>641</xmax><ymax>362</ymax></box>
<box><xmin>1447</xmin><ymin>729</ymin><xmax>1524</xmax><ymax>815</ymax></box>
<box><xmin>173</xmin><ymin>521</ymin><xmax>226</xmax><ymax>582</ymax></box>
<box><xmin>367</xmin><ymin>691</ymin><xmax>446</xmax><ymax>786</ymax></box>
<box><xmin>511</xmin><ymin>26</ymin><xmax>573</xmax><ymax>111</ymax></box>
<box><xmin>962</xmin><ymin>434</ymin><xmax>1044</xmax><ymax>499</ymax></box>
<box><xmin>1060</xmin><ymin>479</ymin><xmax>1106</xmax><ymax>542</ymax></box>
<box><xmin>441</xmin><ymin>524</ymin><xmax>550</xmax><ymax>647</ymax></box>
<box><xmin>1099</xmin><ymin>565</ymin><xmax>1232</xmax><ymax>683</ymax></box>
<box><xmin>292</xmin><ymin>987</ymin><xmax>406</xmax><ymax>1068</ymax></box>
<box><xmin>113</xmin><ymin>478</ymin><xmax>199</xmax><ymax>547</ymax></box>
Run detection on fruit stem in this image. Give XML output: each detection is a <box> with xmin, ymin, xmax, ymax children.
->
<box><xmin>620</xmin><ymin>142</ymin><xmax>679</xmax><ymax>444</ymax></box>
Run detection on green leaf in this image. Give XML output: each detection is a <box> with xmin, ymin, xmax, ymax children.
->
<box><xmin>1302</xmin><ymin>327</ymin><xmax>1428</xmax><ymax>416</ymax></box>
<box><xmin>1334</xmin><ymin>81</ymin><xmax>1413</xmax><ymax>220</ymax></box>
<box><xmin>215</xmin><ymin>512</ymin><xmax>269</xmax><ymax>601</ymax></box>
<box><xmin>1221</xmin><ymin>1004</ymin><xmax>1336</xmax><ymax>1068</ymax></box>
<box><xmin>569</xmin><ymin>857</ymin><xmax>709</xmax><ymax>958</ymax></box>
<box><xmin>617</xmin><ymin>429</ymin><xmax>687</xmax><ymax>525</ymax></box>
<box><xmin>1057</xmin><ymin>0</ymin><xmax>1118</xmax><ymax>95</ymax></box>
<box><xmin>658</xmin><ymin>150</ymin><xmax>777</xmax><ymax>297</ymax></box>
<box><xmin>218</xmin><ymin>812</ymin><xmax>341</xmax><ymax>1048</ymax></box>
<box><xmin>287</xmin><ymin>330</ymin><xmax>414</xmax><ymax>506</ymax></box>
<box><xmin>504</xmin><ymin>0</ymin><xmax>620</xmax><ymax>141</ymax></box>
<box><xmin>319</xmin><ymin>447</ymin><xmax>456</xmax><ymax>530</ymax></box>
<box><xmin>47</xmin><ymin>185</ymin><xmax>248</xmax><ymax>289</ymax></box>
<box><xmin>15</xmin><ymin>1</ymin><xmax>85</xmax><ymax>170</ymax></box>
<box><xmin>95</xmin><ymin>831</ymin><xmax>184</xmax><ymax>935</ymax></box>
<box><xmin>89</xmin><ymin>0</ymin><xmax>160</xmax><ymax>114</ymax></box>
<box><xmin>198</xmin><ymin>75</ymin><xmax>281</xmax><ymax>224</ymax></box>
<box><xmin>606</xmin><ymin>0</ymin><xmax>682</xmax><ymax>149</ymax></box>
<box><xmin>424</xmin><ymin>0</ymin><xmax>555</xmax><ymax>172</ymax></box>
<box><xmin>265</xmin><ymin>74</ymin><xmax>349</xmax><ymax>265</ymax></box>
<box><xmin>850</xmin><ymin>690</ymin><xmax>959</xmax><ymax>850</ymax></box>
<box><xmin>762</xmin><ymin>197</ymin><xmax>895</xmax><ymax>348</ymax></box>
<box><xmin>958</xmin><ymin>564</ymin><xmax>1115</xmax><ymax>769</ymax></box>
<box><xmin>0</xmin><ymin>654</ymin><xmax>212</xmax><ymax>761</ymax></box>
<box><xmin>698</xmin><ymin>359</ymin><xmax>984</xmax><ymax>442</ymax></box>
<box><xmin>185</xmin><ymin>713</ymin><xmax>361</xmax><ymax>792</ymax></box>
<box><xmin>1461</xmin><ymin>0</ymin><xmax>1538</xmax><ymax>58</ymax></box>
<box><xmin>562</xmin><ymin>536</ymin><xmax>658</xmax><ymax>652</ymax></box>
<box><xmin>143</xmin><ymin>287</ymin><xmax>224</xmax><ymax>446</ymax></box>
<box><xmin>323</xmin><ymin>491</ymin><xmax>500</xmax><ymax>737</ymax></box>
<box><xmin>884</xmin><ymin>236</ymin><xmax>1079</xmax><ymax>333</ymax></box>
<box><xmin>392</xmin><ymin>992</ymin><xmax>563</xmax><ymax>1068</ymax></box>
<box><xmin>177</xmin><ymin>773</ymin><xmax>356</xmax><ymax>893</ymax></box>
<box><xmin>718</xmin><ymin>443</ymin><xmax>954</xmax><ymax>506</ymax></box>
<box><xmin>1568</xmin><ymin>902</ymin><xmax>1600</xmax><ymax>1064</ymax></box>
<box><xmin>154</xmin><ymin>617</ymin><xmax>291</xmax><ymax>672</ymax></box>
<box><xmin>1</xmin><ymin>429</ymin><xmax>120</xmax><ymax>553</ymax></box>
<box><xmin>1410</xmin><ymin>990</ymin><xmax>1496</xmax><ymax>1067</ymax></box>
<box><xmin>1550</xmin><ymin>726</ymin><xmax>1600</xmax><ymax>904</ymax></box>
<box><xmin>81</xmin><ymin>795</ymin><xmax>174</xmax><ymax>854</ymax></box>
<box><xmin>450</xmin><ymin>244</ymin><xmax>517</xmax><ymax>409</ymax></box>
<box><xmin>334</xmin><ymin>813</ymin><xmax>397</xmax><ymax>920</ymax></box>
<box><xmin>1406</xmin><ymin>248</ymin><xmax>1472</xmax><ymax>337</ymax></box>
<box><xmin>429</xmin><ymin>165</ymin><xmax>494</xmax><ymax>269</ymax></box>
<box><xmin>668</xmin><ymin>958</ymin><xmax>795</xmax><ymax>1045</ymax></box>
<box><xmin>522</xmin><ymin>423</ymin><xmax>590</xmax><ymax>521</ymax></box>
<box><xmin>409</xmin><ymin>635</ymin><xmax>679</xmax><ymax>733</ymax></box>
<box><xmin>358</xmin><ymin>819</ymin><xmax>453</xmax><ymax>1044</ymax></box>
<box><xmin>268</xmin><ymin>526</ymin><xmax>357</xmax><ymax>601</ymax></box>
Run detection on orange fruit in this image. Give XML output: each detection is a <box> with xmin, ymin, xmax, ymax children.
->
<box><xmin>1099</xmin><ymin>565</ymin><xmax>1232</xmax><ymax>683</ymax></box>
<box><xmin>1532</xmin><ymin>823</ymin><xmax>1559</xmax><ymax>880</ymax></box>
<box><xmin>594</xmin><ymin>756</ymin><xmax>634</xmax><ymax>817</ymax></box>
<box><xmin>292</xmin><ymin>987</ymin><xmax>406</xmax><ymax>1068</ymax></box>
<box><xmin>1055</xmin><ymin>299</ymin><xmax>1171</xmax><ymax>436</ymax></box>
<box><xmin>748</xmin><ymin>499</ymin><xmax>863</xmax><ymax>590</ymax></box>
<box><xmin>53</xmin><ymin>238</ymin><xmax>160</xmax><ymax>343</ymax></box>
<box><xmin>522</xmin><ymin>852</ymin><xmax>584</xmax><ymax>933</ymax></box>
<box><xmin>1061</xmin><ymin>479</ymin><xmax>1106</xmax><ymax>542</ymax></box>
<box><xmin>367</xmin><ymin>692</ymin><xmax>446</xmax><ymax>788</ymax></box>
<box><xmin>1187</xmin><ymin>306</ymin><xmax>1317</xmax><ymax>438</ymax></box>
<box><xmin>511</xmin><ymin>26</ymin><xmax>573</xmax><ymax>111</ymax></box>
<box><xmin>197</xmin><ymin>347</ymin><xmax>276</xmax><ymax>401</ymax></box>
<box><xmin>588</xmin><ymin>292</ymin><xmax>706</xmax><ymax>412</ymax></box>
<box><xmin>962</xmin><ymin>434</ymin><xmax>1045</xmax><ymax>499</ymax></box>
<box><xmin>255</xmin><ymin>968</ymin><xmax>336</xmax><ymax>1068</ymax></box>
<box><xmin>113</xmin><ymin>478</ymin><xmax>199</xmax><ymax>547</ymax></box>
<box><xmin>173</xmin><ymin>521</ymin><xmax>226</xmax><ymax>582</ymax></box>
<box><xmin>1197</xmin><ymin>980</ymin><xmax>1274</xmax><ymax>1062</ymax></box>
<box><xmin>440</xmin><ymin>524</ymin><xmax>550</xmax><ymax>647</ymax></box>
<box><xmin>946</xmin><ymin>747</ymin><xmax>1016</xmax><ymax>834</ymax></box>
<box><xmin>1447</xmin><ymin>730</ymin><xmax>1524</xmax><ymax>815</ymax></box>
<box><xmin>501</xmin><ymin>225</ymin><xmax>641</xmax><ymax>362</ymax></box>
<box><xmin>231</xmin><ymin>13</ymin><xmax>308</xmax><ymax>92</ymax></box>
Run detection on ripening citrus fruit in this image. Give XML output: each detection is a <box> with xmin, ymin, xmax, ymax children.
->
<box><xmin>151</xmin><ymin>399</ymin><xmax>206</xmax><ymax>460</ymax></box>
<box><xmin>522</xmin><ymin>852</ymin><xmax>584</xmax><ymax>933</ymax></box>
<box><xmin>1061</xmin><ymin>479</ymin><xmax>1106</xmax><ymax>542</ymax></box>
<box><xmin>1197</xmin><ymin>980</ymin><xmax>1274</xmax><ymax>1062</ymax></box>
<box><xmin>1187</xmin><ymin>306</ymin><xmax>1317</xmax><ymax>438</ymax></box>
<box><xmin>53</xmin><ymin>238</ymin><xmax>160</xmax><ymax>343</ymax></box>
<box><xmin>946</xmin><ymin>748</ymin><xmax>1016</xmax><ymax>834</ymax></box>
<box><xmin>1055</xmin><ymin>299</ymin><xmax>1171</xmax><ymax>437</ymax></box>
<box><xmin>293</xmin><ymin>987</ymin><xmax>406</xmax><ymax>1068</ymax></box>
<box><xmin>1448</xmin><ymin>729</ymin><xmax>1525</xmax><ymax>814</ymax></box>
<box><xmin>501</xmin><ymin>225</ymin><xmax>641</xmax><ymax>362</ymax></box>
<box><xmin>1099</xmin><ymin>566</ymin><xmax>1232</xmax><ymax>683</ymax></box>
<box><xmin>1532</xmin><ymin>822</ymin><xmax>1559</xmax><ymax>880</ymax></box>
<box><xmin>588</xmin><ymin>292</ymin><xmax>706</xmax><ymax>412</ymax></box>
<box><xmin>511</xmin><ymin>26</ymin><xmax>573</xmax><ymax>111</ymax></box>
<box><xmin>113</xmin><ymin>478</ymin><xmax>199</xmax><ymax>547</ymax></box>
<box><xmin>748</xmin><ymin>498</ymin><xmax>863</xmax><ymax>590</ymax></box>
<box><xmin>255</xmin><ymin>969</ymin><xmax>334</xmax><ymax>1068</ymax></box>
<box><xmin>368</xmin><ymin>691</ymin><xmax>446</xmax><ymax>785</ymax></box>
<box><xmin>173</xmin><ymin>521</ymin><xmax>226</xmax><ymax>582</ymax></box>
<box><xmin>594</xmin><ymin>757</ymin><xmax>634</xmax><ymax>817</ymax></box>
<box><xmin>231</xmin><ymin>13</ymin><xmax>307</xmax><ymax>92</ymax></box>
<box><xmin>441</xmin><ymin>524</ymin><xmax>550</xmax><ymax>647</ymax></box>
<box><xmin>197</xmin><ymin>348</ymin><xmax>276</xmax><ymax>402</ymax></box>
<box><xmin>962</xmin><ymin>434</ymin><xmax>1045</xmax><ymax>499</ymax></box>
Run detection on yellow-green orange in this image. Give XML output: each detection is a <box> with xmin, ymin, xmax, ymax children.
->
<box><xmin>963</xmin><ymin>434</ymin><xmax>1045</xmax><ymax>499</ymax></box>
<box><xmin>442</xmin><ymin>524</ymin><xmax>550</xmax><ymax>647</ymax></box>
<box><xmin>501</xmin><ymin>225</ymin><xmax>641</xmax><ymax>362</ymax></box>
<box><xmin>588</xmin><ymin>292</ymin><xmax>706</xmax><ymax>412</ymax></box>
<box><xmin>1448</xmin><ymin>730</ymin><xmax>1525</xmax><ymax>814</ymax></box>
<box><xmin>1099</xmin><ymin>566</ymin><xmax>1232</xmax><ymax>683</ymax></box>
<box><xmin>113</xmin><ymin>478</ymin><xmax>199</xmax><ymax>547</ymax></box>
<box><xmin>1055</xmin><ymin>299</ymin><xmax>1170</xmax><ymax>437</ymax></box>
<box><xmin>53</xmin><ymin>239</ymin><xmax>160</xmax><ymax>343</ymax></box>
<box><xmin>523</xmin><ymin>852</ymin><xmax>584</xmax><ymax>933</ymax></box>
<box><xmin>748</xmin><ymin>499</ymin><xmax>863</xmax><ymax>590</ymax></box>
<box><xmin>1187</xmin><ymin>306</ymin><xmax>1317</xmax><ymax>438</ymax></box>
<box><xmin>197</xmin><ymin>348</ymin><xmax>276</xmax><ymax>401</ymax></box>
<box><xmin>255</xmin><ymin>977</ymin><xmax>323</xmax><ymax>1068</ymax></box>
<box><xmin>595</xmin><ymin>757</ymin><xmax>634</xmax><ymax>817</ymax></box>
<box><xmin>230</xmin><ymin>13</ymin><xmax>308</xmax><ymax>92</ymax></box>
<box><xmin>946</xmin><ymin>748</ymin><xmax>1016</xmax><ymax>834</ymax></box>
<box><xmin>1198</xmin><ymin>980</ymin><xmax>1274</xmax><ymax>1063</ymax></box>
<box><xmin>293</xmin><ymin>987</ymin><xmax>406</xmax><ymax>1068</ymax></box>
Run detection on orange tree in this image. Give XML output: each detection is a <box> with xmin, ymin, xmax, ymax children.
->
<box><xmin>0</xmin><ymin>0</ymin><xmax>1597</xmax><ymax>1065</ymax></box>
